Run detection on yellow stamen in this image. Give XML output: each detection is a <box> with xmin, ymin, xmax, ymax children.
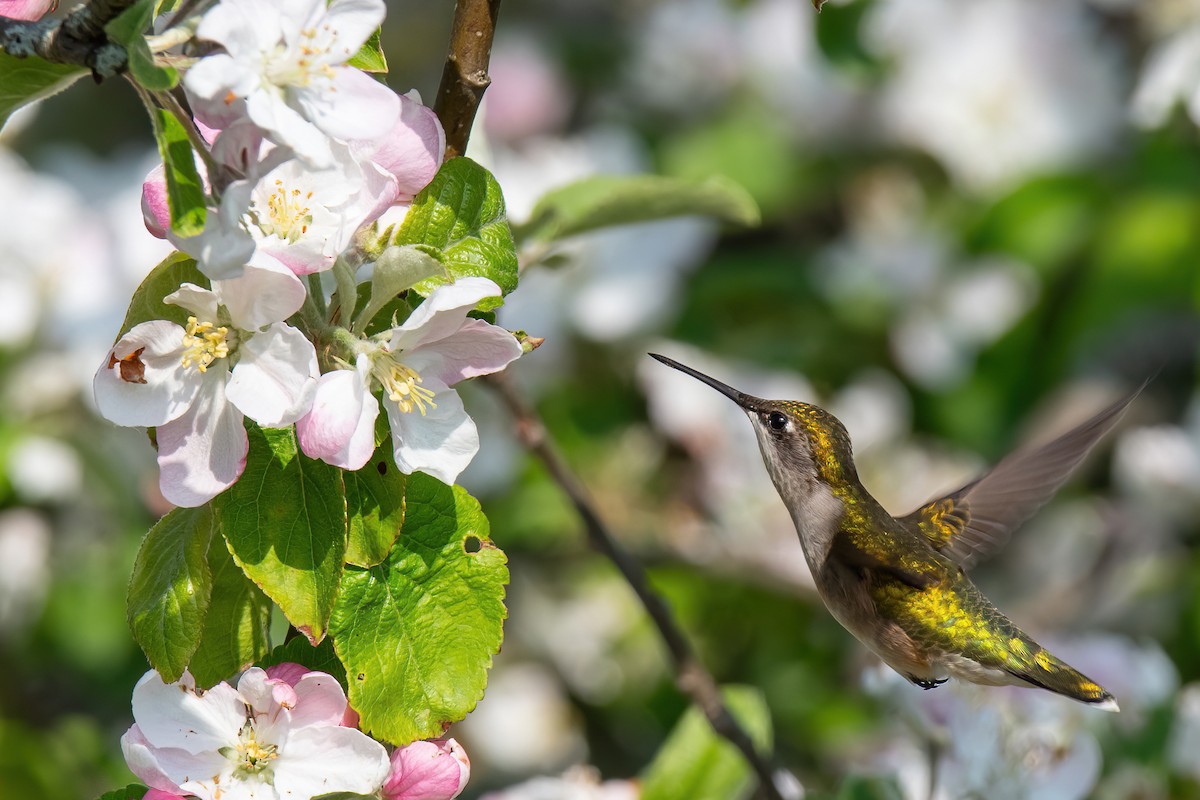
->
<box><xmin>180</xmin><ymin>317</ymin><xmax>230</xmax><ymax>372</ymax></box>
<box><xmin>376</xmin><ymin>360</ymin><xmax>437</xmax><ymax>416</ymax></box>
<box><xmin>261</xmin><ymin>179</ymin><xmax>314</xmax><ymax>243</ymax></box>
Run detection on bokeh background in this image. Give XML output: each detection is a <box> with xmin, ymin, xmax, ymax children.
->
<box><xmin>2</xmin><ymin>0</ymin><xmax>1200</xmax><ymax>797</ymax></box>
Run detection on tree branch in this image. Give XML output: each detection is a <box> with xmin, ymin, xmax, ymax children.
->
<box><xmin>0</xmin><ymin>0</ymin><xmax>137</xmax><ymax>79</ymax></box>
<box><xmin>487</xmin><ymin>373</ymin><xmax>787</xmax><ymax>800</ymax></box>
<box><xmin>433</xmin><ymin>0</ymin><xmax>501</xmax><ymax>159</ymax></box>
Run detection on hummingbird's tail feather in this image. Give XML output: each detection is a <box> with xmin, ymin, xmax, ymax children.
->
<box><xmin>1004</xmin><ymin>650</ymin><xmax>1120</xmax><ymax>712</ymax></box>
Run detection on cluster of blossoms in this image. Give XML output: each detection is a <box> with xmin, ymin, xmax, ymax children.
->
<box><xmin>126</xmin><ymin>666</ymin><xmax>469</xmax><ymax>800</ymax></box>
<box><xmin>92</xmin><ymin>0</ymin><xmax>523</xmax><ymax>507</ymax></box>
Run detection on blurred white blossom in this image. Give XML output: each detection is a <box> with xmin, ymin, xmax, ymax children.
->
<box><xmin>0</xmin><ymin>509</ymin><xmax>50</xmax><ymax>634</ymax></box>
<box><xmin>7</xmin><ymin>435</ymin><xmax>83</xmax><ymax>503</ymax></box>
<box><xmin>865</xmin><ymin>0</ymin><xmax>1124</xmax><ymax>193</ymax></box>
<box><xmin>479</xmin><ymin>766</ymin><xmax>638</xmax><ymax>800</ymax></box>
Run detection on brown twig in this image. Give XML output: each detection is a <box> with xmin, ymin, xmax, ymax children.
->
<box><xmin>487</xmin><ymin>373</ymin><xmax>786</xmax><ymax>800</ymax></box>
<box><xmin>0</xmin><ymin>0</ymin><xmax>136</xmax><ymax>78</ymax></box>
<box><xmin>433</xmin><ymin>0</ymin><xmax>501</xmax><ymax>158</ymax></box>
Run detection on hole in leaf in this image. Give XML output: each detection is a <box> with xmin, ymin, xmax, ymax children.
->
<box><xmin>464</xmin><ymin>536</ymin><xmax>482</xmax><ymax>554</ymax></box>
<box><xmin>376</xmin><ymin>461</ymin><xmax>387</xmax><ymax>475</ymax></box>
<box><xmin>357</xmin><ymin>672</ymin><xmax>366</xmax><ymax>682</ymax></box>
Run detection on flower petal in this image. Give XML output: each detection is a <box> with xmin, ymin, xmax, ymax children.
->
<box><xmin>156</xmin><ymin>370</ymin><xmax>248</xmax><ymax>507</ymax></box>
<box><xmin>121</xmin><ymin>725</ymin><xmax>186</xmax><ymax>795</ymax></box>
<box><xmin>94</xmin><ymin>320</ymin><xmax>200</xmax><ymax>427</ymax></box>
<box><xmin>382</xmin><ymin>738</ymin><xmax>470</xmax><ymax>800</ymax></box>
<box><xmin>321</xmin><ymin>0</ymin><xmax>387</xmax><ymax>60</ymax></box>
<box><xmin>363</xmin><ymin>92</ymin><xmax>445</xmax><ymax>200</ymax></box>
<box><xmin>246</xmin><ymin>89</ymin><xmax>335</xmax><ymax>169</ymax></box>
<box><xmin>165</xmin><ymin>283</ymin><xmax>220</xmax><ymax>322</ymax></box>
<box><xmin>215</xmin><ymin>255</ymin><xmax>308</xmax><ymax>331</ymax></box>
<box><xmin>237</xmin><ymin>666</ymin><xmax>298</xmax><ymax>717</ymax></box>
<box><xmin>130</xmin><ymin>670</ymin><xmax>245</xmax><ymax>755</ymax></box>
<box><xmin>287</xmin><ymin>671</ymin><xmax>351</xmax><ymax>730</ymax></box>
<box><xmin>296</xmin><ymin>360</ymin><xmax>378</xmax><ymax>470</ymax></box>
<box><xmin>225</xmin><ymin>323</ymin><xmax>318</xmax><ymax>426</ymax></box>
<box><xmin>272</xmin><ymin>725</ymin><xmax>390</xmax><ymax>798</ymax></box>
<box><xmin>389</xmin><ymin>278</ymin><xmax>504</xmax><ymax>352</ymax></box>
<box><xmin>295</xmin><ymin>67</ymin><xmax>400</xmax><ymax>146</ymax></box>
<box><xmin>386</xmin><ymin>384</ymin><xmax>479</xmax><ymax>485</ymax></box>
<box><xmin>403</xmin><ymin>319</ymin><xmax>522</xmax><ymax>387</ymax></box>
<box><xmin>141</xmin><ymin>163</ymin><xmax>171</xmax><ymax>239</ymax></box>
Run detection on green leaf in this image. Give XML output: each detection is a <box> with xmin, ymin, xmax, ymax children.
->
<box><xmin>215</xmin><ymin>425</ymin><xmax>348</xmax><ymax>644</ymax></box>
<box><xmin>344</xmin><ymin>445</ymin><xmax>406</xmax><ymax>568</ymax></box>
<box><xmin>188</xmin><ymin>530</ymin><xmax>271</xmax><ymax>687</ymax></box>
<box><xmin>346</xmin><ymin>29</ymin><xmax>387</xmax><ymax>73</ymax></box>
<box><xmin>518</xmin><ymin>174</ymin><xmax>760</xmax><ymax>244</ymax></box>
<box><xmin>640</xmin><ymin>686</ymin><xmax>773</xmax><ymax>800</ymax></box>
<box><xmin>0</xmin><ymin>52</ymin><xmax>86</xmax><ymax>131</ymax></box>
<box><xmin>115</xmin><ymin>252</ymin><xmax>207</xmax><ymax>340</ymax></box>
<box><xmin>355</xmin><ymin>244</ymin><xmax>447</xmax><ymax>333</ymax></box>
<box><xmin>126</xmin><ymin>506</ymin><xmax>215</xmax><ymax>684</ymax></box>
<box><xmin>105</xmin><ymin>0</ymin><xmax>178</xmax><ymax>91</ymax></box>
<box><xmin>330</xmin><ymin>474</ymin><xmax>508</xmax><ymax>744</ymax></box>
<box><xmin>835</xmin><ymin>776</ymin><xmax>907</xmax><ymax>800</ymax></box>
<box><xmin>96</xmin><ymin>786</ymin><xmax>148</xmax><ymax>800</ymax></box>
<box><xmin>394</xmin><ymin>157</ymin><xmax>518</xmax><ymax>311</ymax></box>
<box><xmin>152</xmin><ymin>108</ymin><xmax>207</xmax><ymax>236</ymax></box>
<box><xmin>258</xmin><ymin>636</ymin><xmax>347</xmax><ymax>688</ymax></box>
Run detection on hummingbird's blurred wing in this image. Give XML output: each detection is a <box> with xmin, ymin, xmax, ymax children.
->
<box><xmin>899</xmin><ymin>382</ymin><xmax>1144</xmax><ymax>571</ymax></box>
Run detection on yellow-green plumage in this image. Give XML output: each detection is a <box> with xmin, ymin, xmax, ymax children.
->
<box><xmin>650</xmin><ymin>353</ymin><xmax>1136</xmax><ymax>711</ymax></box>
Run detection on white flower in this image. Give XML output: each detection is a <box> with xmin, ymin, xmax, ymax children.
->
<box><xmin>94</xmin><ymin>256</ymin><xmax>318</xmax><ymax>506</ymax></box>
<box><xmin>184</xmin><ymin>0</ymin><xmax>399</xmax><ymax>168</ymax></box>
<box><xmin>297</xmin><ymin>278</ymin><xmax>522</xmax><ymax>484</ymax></box>
<box><xmin>122</xmin><ymin>667</ymin><xmax>391</xmax><ymax>800</ymax></box>
<box><xmin>1131</xmin><ymin>25</ymin><xmax>1200</xmax><ymax>128</ymax></box>
<box><xmin>864</xmin><ymin>0</ymin><xmax>1123</xmax><ymax>193</ymax></box>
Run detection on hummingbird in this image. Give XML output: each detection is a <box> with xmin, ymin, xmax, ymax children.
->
<box><xmin>649</xmin><ymin>353</ymin><xmax>1138</xmax><ymax>711</ymax></box>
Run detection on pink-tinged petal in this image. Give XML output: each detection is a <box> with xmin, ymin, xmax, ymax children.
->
<box><xmin>264</xmin><ymin>662</ymin><xmax>311</xmax><ymax>688</ymax></box>
<box><xmin>246</xmin><ymin>90</ymin><xmax>335</xmax><ymax>169</ymax></box>
<box><xmin>403</xmin><ymin>319</ymin><xmax>521</xmax><ymax>387</ymax></box>
<box><xmin>130</xmin><ymin>670</ymin><xmax>245</xmax><ymax>756</ymax></box>
<box><xmin>215</xmin><ymin>255</ymin><xmax>307</xmax><ymax>330</ymax></box>
<box><xmin>144</xmin><ymin>790</ymin><xmax>189</xmax><ymax>800</ymax></box>
<box><xmin>164</xmin><ymin>283</ymin><xmax>220</xmax><ymax>321</ymax></box>
<box><xmin>382</xmin><ymin>738</ymin><xmax>470</xmax><ymax>800</ymax></box>
<box><xmin>0</xmin><ymin>0</ymin><xmax>55</xmax><ymax>21</ymax></box>
<box><xmin>226</xmin><ymin>323</ymin><xmax>317</xmax><ymax>426</ymax></box>
<box><xmin>94</xmin><ymin>320</ymin><xmax>200</xmax><ymax>427</ymax></box>
<box><xmin>142</xmin><ymin>164</ymin><xmax>171</xmax><ymax>239</ymax></box>
<box><xmin>237</xmin><ymin>667</ymin><xmax>298</xmax><ymax>716</ymax></box>
<box><xmin>121</xmin><ymin>725</ymin><xmax>186</xmax><ymax>795</ymax></box>
<box><xmin>156</xmin><ymin>371</ymin><xmax>248</xmax><ymax>507</ymax></box>
<box><xmin>272</xmin><ymin>725</ymin><xmax>390</xmax><ymax>798</ymax></box>
<box><xmin>295</xmin><ymin>67</ymin><xmax>400</xmax><ymax>145</ymax></box>
<box><xmin>184</xmin><ymin>51</ymin><xmax>259</xmax><ymax>106</ymax></box>
<box><xmin>386</xmin><ymin>384</ymin><xmax>478</xmax><ymax>485</ymax></box>
<box><xmin>297</xmin><ymin>362</ymin><xmax>378</xmax><ymax>470</ymax></box>
<box><xmin>389</xmin><ymin>278</ymin><xmax>504</xmax><ymax>352</ymax></box>
<box><xmin>370</xmin><ymin>93</ymin><xmax>445</xmax><ymax>200</ymax></box>
<box><xmin>287</xmin><ymin>671</ymin><xmax>350</xmax><ymax>730</ymax></box>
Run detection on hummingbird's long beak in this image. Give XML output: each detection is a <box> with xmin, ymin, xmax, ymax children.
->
<box><xmin>648</xmin><ymin>353</ymin><xmax>752</xmax><ymax>407</ymax></box>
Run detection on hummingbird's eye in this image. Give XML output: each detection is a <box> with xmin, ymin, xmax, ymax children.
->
<box><xmin>767</xmin><ymin>411</ymin><xmax>788</xmax><ymax>431</ymax></box>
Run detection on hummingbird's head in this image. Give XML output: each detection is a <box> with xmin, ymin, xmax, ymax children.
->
<box><xmin>648</xmin><ymin>354</ymin><xmax>856</xmax><ymax>500</ymax></box>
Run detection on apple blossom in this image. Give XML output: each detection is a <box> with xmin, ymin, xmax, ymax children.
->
<box><xmin>122</xmin><ymin>667</ymin><xmax>390</xmax><ymax>800</ymax></box>
<box><xmin>297</xmin><ymin>278</ymin><xmax>522</xmax><ymax>484</ymax></box>
<box><xmin>94</xmin><ymin>256</ymin><xmax>318</xmax><ymax>506</ymax></box>
<box><xmin>382</xmin><ymin>737</ymin><xmax>471</xmax><ymax>800</ymax></box>
<box><xmin>184</xmin><ymin>0</ymin><xmax>400</xmax><ymax>169</ymax></box>
<box><xmin>145</xmin><ymin>138</ymin><xmax>398</xmax><ymax>278</ymax></box>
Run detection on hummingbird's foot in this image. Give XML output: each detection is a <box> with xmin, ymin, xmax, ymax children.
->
<box><xmin>909</xmin><ymin>676</ymin><xmax>949</xmax><ymax>691</ymax></box>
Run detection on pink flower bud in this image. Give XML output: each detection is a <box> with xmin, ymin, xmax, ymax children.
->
<box><xmin>0</xmin><ymin>0</ymin><xmax>56</xmax><ymax>21</ymax></box>
<box><xmin>144</xmin><ymin>790</ymin><xmax>188</xmax><ymax>800</ymax></box>
<box><xmin>382</xmin><ymin>737</ymin><xmax>470</xmax><ymax>800</ymax></box>
<box><xmin>368</xmin><ymin>92</ymin><xmax>445</xmax><ymax>201</ymax></box>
